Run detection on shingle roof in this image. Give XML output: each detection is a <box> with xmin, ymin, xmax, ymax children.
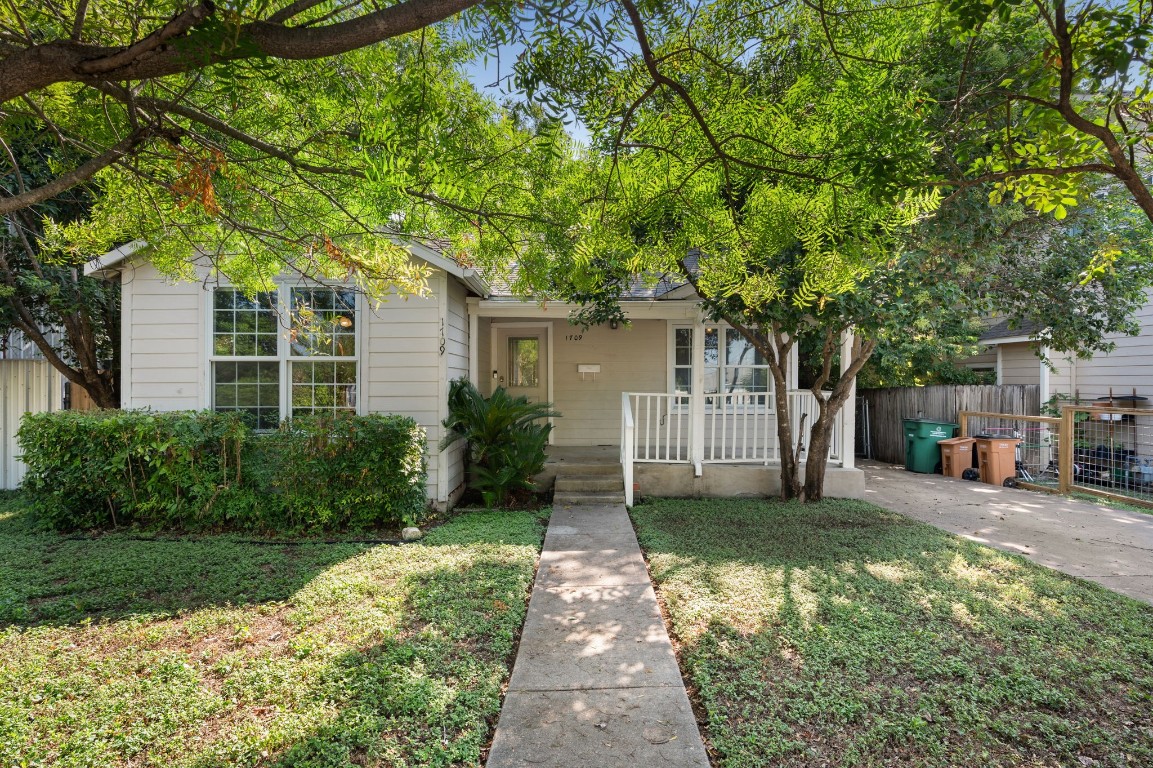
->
<box><xmin>979</xmin><ymin>317</ymin><xmax>1044</xmax><ymax>342</ymax></box>
<box><xmin>483</xmin><ymin>253</ymin><xmax>697</xmax><ymax>301</ymax></box>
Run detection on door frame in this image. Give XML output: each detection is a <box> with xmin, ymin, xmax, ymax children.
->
<box><xmin>490</xmin><ymin>321</ymin><xmax>555</xmax><ymax>444</ymax></box>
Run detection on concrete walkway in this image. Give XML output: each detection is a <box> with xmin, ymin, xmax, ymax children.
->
<box><xmin>862</xmin><ymin>460</ymin><xmax>1153</xmax><ymax>605</ymax></box>
<box><xmin>487</xmin><ymin>503</ymin><xmax>710</xmax><ymax>767</ymax></box>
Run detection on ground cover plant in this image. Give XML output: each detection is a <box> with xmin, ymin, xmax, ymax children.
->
<box><xmin>631</xmin><ymin>498</ymin><xmax>1153</xmax><ymax>768</ymax></box>
<box><xmin>0</xmin><ymin>492</ymin><xmax>544</xmax><ymax>766</ymax></box>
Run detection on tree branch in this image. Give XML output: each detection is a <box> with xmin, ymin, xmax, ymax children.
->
<box><xmin>76</xmin><ymin>1</ymin><xmax>215</xmax><ymax>75</ymax></box>
<box><xmin>0</xmin><ymin>0</ymin><xmax>478</xmax><ymax>103</ymax></box>
<box><xmin>0</xmin><ymin>130</ymin><xmax>150</xmax><ymax>214</ymax></box>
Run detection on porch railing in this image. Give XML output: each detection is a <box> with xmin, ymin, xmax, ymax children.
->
<box><xmin>788</xmin><ymin>390</ymin><xmax>840</xmax><ymax>462</ymax></box>
<box><xmin>621</xmin><ymin>392</ymin><xmax>635</xmax><ymax>507</ymax></box>
<box><xmin>703</xmin><ymin>392</ymin><xmax>775</xmax><ymax>463</ymax></box>
<box><xmin>619</xmin><ymin>389</ymin><xmax>847</xmax><ymax>506</ymax></box>
<box><xmin>627</xmin><ymin>392</ymin><xmax>691</xmax><ymax>462</ymax></box>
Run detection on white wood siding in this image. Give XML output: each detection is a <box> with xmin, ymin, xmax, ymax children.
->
<box><xmin>0</xmin><ymin>360</ymin><xmax>62</xmax><ymax>489</ymax></box>
<box><xmin>119</xmin><ymin>258</ymin><xmax>470</xmax><ymax>504</ymax></box>
<box><xmin>363</xmin><ymin>286</ymin><xmax>446</xmax><ymax>500</ymax></box>
<box><xmin>122</xmin><ymin>261</ymin><xmax>204</xmax><ymax>410</ymax></box>
<box><xmin>963</xmin><ymin>347</ymin><xmax>997</xmax><ymax>371</ymax></box>
<box><xmin>1065</xmin><ymin>292</ymin><xmax>1153</xmax><ymax>401</ymax></box>
<box><xmin>999</xmin><ymin>342</ymin><xmax>1041</xmax><ymax>386</ymax></box>
<box><xmin>547</xmin><ymin>319</ymin><xmax>667</xmax><ymax>446</ymax></box>
<box><xmin>440</xmin><ymin>277</ymin><xmax>469</xmax><ymax>497</ymax></box>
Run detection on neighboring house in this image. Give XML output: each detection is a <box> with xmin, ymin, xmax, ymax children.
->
<box><xmin>0</xmin><ymin>330</ymin><xmax>66</xmax><ymax>489</ymax></box>
<box><xmin>85</xmin><ymin>241</ymin><xmax>864</xmax><ymax>508</ymax></box>
<box><xmin>977</xmin><ymin>293</ymin><xmax>1153</xmax><ymax>406</ymax></box>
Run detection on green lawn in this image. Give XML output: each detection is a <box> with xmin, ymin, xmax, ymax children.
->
<box><xmin>631</xmin><ymin>498</ymin><xmax>1153</xmax><ymax>768</ymax></box>
<box><xmin>0</xmin><ymin>492</ymin><xmax>544</xmax><ymax>767</ymax></box>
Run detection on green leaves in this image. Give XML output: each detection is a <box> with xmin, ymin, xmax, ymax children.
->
<box><xmin>441</xmin><ymin>379</ymin><xmax>558</xmax><ymax>508</ymax></box>
<box><xmin>17</xmin><ymin>411</ymin><xmax>428</xmax><ymax>532</ymax></box>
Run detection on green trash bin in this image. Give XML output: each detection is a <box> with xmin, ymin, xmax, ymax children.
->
<box><xmin>903</xmin><ymin>419</ymin><xmax>959</xmax><ymax>473</ymax></box>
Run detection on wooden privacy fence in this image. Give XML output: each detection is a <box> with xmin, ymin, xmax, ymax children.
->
<box><xmin>859</xmin><ymin>385</ymin><xmax>1040</xmax><ymax>464</ymax></box>
<box><xmin>959</xmin><ymin>405</ymin><xmax>1153</xmax><ymax>510</ymax></box>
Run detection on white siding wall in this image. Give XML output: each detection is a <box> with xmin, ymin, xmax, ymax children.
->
<box><xmin>363</xmin><ymin>284</ymin><xmax>446</xmax><ymax>500</ymax></box>
<box><xmin>550</xmin><ymin>319</ymin><xmax>667</xmax><ymax>445</ymax></box>
<box><xmin>0</xmin><ymin>360</ymin><xmax>62</xmax><ymax>489</ymax></box>
<box><xmin>1065</xmin><ymin>293</ymin><xmax>1153</xmax><ymax>401</ymax></box>
<box><xmin>478</xmin><ymin>317</ymin><xmax>494</xmax><ymax>394</ymax></box>
<box><xmin>963</xmin><ymin>347</ymin><xmax>997</xmax><ymax>372</ymax></box>
<box><xmin>999</xmin><ymin>342</ymin><xmax>1041</xmax><ymax>386</ymax></box>
<box><xmin>440</xmin><ymin>277</ymin><xmax>469</xmax><ymax>498</ymax></box>
<box><xmin>1046</xmin><ymin>351</ymin><xmax>1076</xmax><ymax>401</ymax></box>
<box><xmin>120</xmin><ymin>259</ymin><xmax>466</xmax><ymax>504</ymax></box>
<box><xmin>122</xmin><ymin>261</ymin><xmax>204</xmax><ymax>410</ymax></box>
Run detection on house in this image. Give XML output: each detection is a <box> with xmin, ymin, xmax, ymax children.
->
<box><xmin>0</xmin><ymin>331</ymin><xmax>67</xmax><ymax>489</ymax></box>
<box><xmin>976</xmin><ymin>293</ymin><xmax>1153</xmax><ymax>406</ymax></box>
<box><xmin>85</xmin><ymin>241</ymin><xmax>864</xmax><ymax>509</ymax></box>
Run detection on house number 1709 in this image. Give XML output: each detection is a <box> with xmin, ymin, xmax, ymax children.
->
<box><xmin>566</xmin><ymin>334</ymin><xmax>583</xmax><ymax>341</ymax></box>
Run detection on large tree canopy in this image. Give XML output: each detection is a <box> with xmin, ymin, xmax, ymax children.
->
<box><xmin>939</xmin><ymin>0</ymin><xmax>1153</xmax><ymax>221</ymax></box>
<box><xmin>2</xmin><ymin>5</ymin><xmax>580</xmax><ymax>298</ymax></box>
<box><xmin>497</xmin><ymin>0</ymin><xmax>1153</xmax><ymax>500</ymax></box>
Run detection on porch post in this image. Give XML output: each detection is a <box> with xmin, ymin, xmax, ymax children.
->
<box><xmin>690</xmin><ymin>314</ymin><xmax>706</xmax><ymax>475</ymax></box>
<box><xmin>839</xmin><ymin>329</ymin><xmax>856</xmax><ymax>469</ymax></box>
<box><xmin>467</xmin><ymin>302</ymin><xmax>479</xmax><ymax>384</ymax></box>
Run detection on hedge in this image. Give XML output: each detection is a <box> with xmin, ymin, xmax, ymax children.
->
<box><xmin>17</xmin><ymin>410</ymin><xmax>427</xmax><ymax>532</ymax></box>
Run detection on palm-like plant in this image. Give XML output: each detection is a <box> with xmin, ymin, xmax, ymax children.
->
<box><xmin>441</xmin><ymin>379</ymin><xmax>560</xmax><ymax>507</ymax></box>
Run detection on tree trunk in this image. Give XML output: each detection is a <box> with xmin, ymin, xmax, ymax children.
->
<box><xmin>801</xmin><ymin>334</ymin><xmax>877</xmax><ymax>501</ymax></box>
<box><xmin>771</xmin><ymin>359</ymin><xmax>802</xmax><ymax>500</ymax></box>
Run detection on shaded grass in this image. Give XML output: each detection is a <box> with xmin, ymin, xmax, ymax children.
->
<box><xmin>631</xmin><ymin>498</ymin><xmax>1153</xmax><ymax>768</ymax></box>
<box><xmin>0</xmin><ymin>492</ymin><xmax>545</xmax><ymax>766</ymax></box>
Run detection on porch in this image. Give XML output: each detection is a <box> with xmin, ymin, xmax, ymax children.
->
<box><xmin>470</xmin><ymin>298</ymin><xmax>863</xmax><ymax>503</ymax></box>
<box><xmin>619</xmin><ymin>389</ymin><xmax>858</xmax><ymax>505</ymax></box>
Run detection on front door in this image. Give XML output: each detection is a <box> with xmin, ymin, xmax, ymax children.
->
<box><xmin>493</xmin><ymin>325</ymin><xmax>549</xmax><ymax>405</ymax></box>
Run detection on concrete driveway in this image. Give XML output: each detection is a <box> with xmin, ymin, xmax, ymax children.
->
<box><xmin>861</xmin><ymin>460</ymin><xmax>1153</xmax><ymax>606</ymax></box>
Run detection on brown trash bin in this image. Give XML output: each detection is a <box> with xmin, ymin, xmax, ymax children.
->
<box><xmin>938</xmin><ymin>437</ymin><xmax>976</xmax><ymax>478</ymax></box>
<box><xmin>974</xmin><ymin>436</ymin><xmax>1021</xmax><ymax>486</ymax></box>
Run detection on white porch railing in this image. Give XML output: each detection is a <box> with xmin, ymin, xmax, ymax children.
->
<box><xmin>620</xmin><ymin>389</ymin><xmax>845</xmax><ymax>507</ymax></box>
<box><xmin>627</xmin><ymin>392</ymin><xmax>691</xmax><ymax>462</ymax></box>
<box><xmin>787</xmin><ymin>390</ymin><xmax>841</xmax><ymax>462</ymax></box>
<box><xmin>621</xmin><ymin>392</ymin><xmax>635</xmax><ymax>507</ymax></box>
<box><xmin>703</xmin><ymin>393</ymin><xmax>776</xmax><ymax>463</ymax></box>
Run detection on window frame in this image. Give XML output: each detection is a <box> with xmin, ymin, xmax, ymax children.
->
<box><xmin>668</xmin><ymin>323</ymin><xmax>774</xmax><ymax>412</ymax></box>
<box><xmin>206</xmin><ymin>281</ymin><xmax>363</xmax><ymax>428</ymax></box>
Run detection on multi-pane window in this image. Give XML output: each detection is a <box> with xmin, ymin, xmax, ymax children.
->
<box><xmin>212</xmin><ymin>290</ymin><xmax>281</xmax><ymax>429</ymax></box>
<box><xmin>210</xmin><ymin>286</ymin><xmax>358</xmax><ymax>428</ymax></box>
<box><xmin>289</xmin><ymin>287</ymin><xmax>357</xmax><ymax>417</ymax></box>
<box><xmin>671</xmin><ymin>325</ymin><xmax>771</xmax><ymax>406</ymax></box>
<box><xmin>213</xmin><ymin>289</ymin><xmax>278</xmax><ymax>356</ymax></box>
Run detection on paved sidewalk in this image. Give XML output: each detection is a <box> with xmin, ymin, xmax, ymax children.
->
<box><xmin>486</xmin><ymin>504</ymin><xmax>710</xmax><ymax>767</ymax></box>
<box><xmin>862</xmin><ymin>460</ymin><xmax>1153</xmax><ymax>605</ymax></box>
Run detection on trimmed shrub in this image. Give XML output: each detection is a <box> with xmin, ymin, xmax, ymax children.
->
<box><xmin>18</xmin><ymin>410</ymin><xmax>246</xmax><ymax>530</ymax></box>
<box><xmin>262</xmin><ymin>414</ymin><xmax>428</xmax><ymax>530</ymax></box>
<box><xmin>17</xmin><ymin>410</ymin><xmax>427</xmax><ymax>532</ymax></box>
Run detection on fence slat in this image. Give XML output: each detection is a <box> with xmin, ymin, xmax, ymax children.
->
<box><xmin>858</xmin><ymin>385</ymin><xmax>1040</xmax><ymax>464</ymax></box>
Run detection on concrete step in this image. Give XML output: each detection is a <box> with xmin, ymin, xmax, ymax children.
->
<box><xmin>547</xmin><ymin>462</ymin><xmax>621</xmax><ymax>476</ymax></box>
<box><xmin>553</xmin><ymin>492</ymin><xmax>627</xmax><ymax>506</ymax></box>
<box><xmin>555</xmin><ymin>475</ymin><xmax>625</xmax><ymax>493</ymax></box>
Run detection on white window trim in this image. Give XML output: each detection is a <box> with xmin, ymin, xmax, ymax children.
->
<box><xmin>205</xmin><ymin>280</ymin><xmax>364</xmax><ymax>427</ymax></box>
<box><xmin>667</xmin><ymin>322</ymin><xmax>774</xmax><ymax>412</ymax></box>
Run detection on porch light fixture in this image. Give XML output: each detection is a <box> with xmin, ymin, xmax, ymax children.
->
<box><xmin>609</xmin><ymin>319</ymin><xmax>619</xmax><ymax>330</ymax></box>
